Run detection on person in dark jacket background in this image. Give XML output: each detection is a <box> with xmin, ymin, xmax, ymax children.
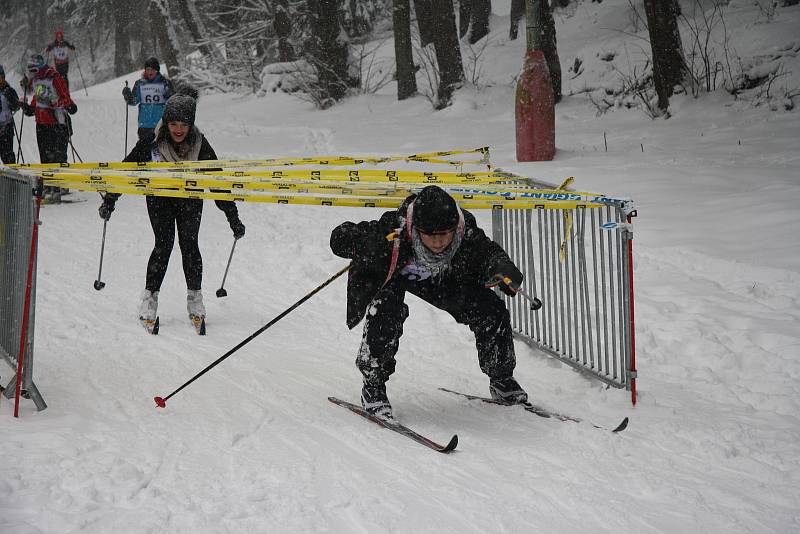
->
<box><xmin>330</xmin><ymin>185</ymin><xmax>527</xmax><ymax>418</ymax></box>
<box><xmin>0</xmin><ymin>64</ymin><xmax>21</xmax><ymax>164</ymax></box>
<box><xmin>98</xmin><ymin>84</ymin><xmax>245</xmax><ymax>330</ymax></box>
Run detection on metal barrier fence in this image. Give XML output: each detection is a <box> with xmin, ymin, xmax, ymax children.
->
<box><xmin>1</xmin><ymin>169</ymin><xmax>46</xmax><ymax>411</ymax></box>
<box><xmin>492</xmin><ymin>195</ymin><xmax>638</xmax><ymax>404</ymax></box>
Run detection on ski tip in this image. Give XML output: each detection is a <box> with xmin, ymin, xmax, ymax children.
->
<box><xmin>154</xmin><ymin>396</ymin><xmax>166</xmax><ymax>408</ymax></box>
<box><xmin>441</xmin><ymin>434</ymin><xmax>459</xmax><ymax>453</ymax></box>
<box><xmin>612</xmin><ymin>417</ymin><xmax>629</xmax><ymax>433</ymax></box>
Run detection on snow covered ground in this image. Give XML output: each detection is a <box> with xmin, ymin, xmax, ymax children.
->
<box><xmin>3</xmin><ymin>1</ymin><xmax>799</xmax><ymax>532</ymax></box>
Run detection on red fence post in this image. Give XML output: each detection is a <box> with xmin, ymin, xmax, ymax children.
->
<box><xmin>14</xmin><ymin>197</ymin><xmax>41</xmax><ymax>418</ymax></box>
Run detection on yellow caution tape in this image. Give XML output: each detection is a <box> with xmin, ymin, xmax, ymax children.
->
<box><xmin>45</xmin><ymin>181</ymin><xmax>606</xmax><ymax>210</ymax></box>
<box><xmin>8</xmin><ymin>147</ymin><xmax>491</xmax><ymax>171</ymax></box>
<box><xmin>558</xmin><ymin>177</ymin><xmax>575</xmax><ymax>263</ymax></box>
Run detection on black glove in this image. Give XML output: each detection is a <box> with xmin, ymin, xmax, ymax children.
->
<box><xmin>20</xmin><ymin>76</ymin><xmax>28</xmax><ymax>91</ymax></box>
<box><xmin>98</xmin><ymin>197</ymin><xmax>116</xmax><ymax>220</ymax></box>
<box><xmin>22</xmin><ymin>102</ymin><xmax>34</xmax><ymax>116</ymax></box>
<box><xmin>66</xmin><ymin>103</ymin><xmax>77</xmax><ymax>115</ymax></box>
<box><xmin>486</xmin><ymin>258</ymin><xmax>524</xmax><ymax>297</ymax></box>
<box><xmin>122</xmin><ymin>86</ymin><xmax>132</xmax><ymax>102</ymax></box>
<box><xmin>228</xmin><ymin>216</ymin><xmax>245</xmax><ymax>239</ymax></box>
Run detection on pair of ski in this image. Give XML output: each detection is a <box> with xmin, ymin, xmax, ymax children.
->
<box><xmin>140</xmin><ymin>315</ymin><xmax>206</xmax><ymax>336</ymax></box>
<box><xmin>329</xmin><ymin>388</ymin><xmax>629</xmax><ymax>454</ymax></box>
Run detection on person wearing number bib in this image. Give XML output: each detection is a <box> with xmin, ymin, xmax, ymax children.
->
<box><xmin>45</xmin><ymin>30</ymin><xmax>76</xmax><ymax>88</ymax></box>
<box><xmin>21</xmin><ymin>54</ymin><xmax>77</xmax><ymax>202</ymax></box>
<box><xmin>123</xmin><ymin>57</ymin><xmax>174</xmax><ymax>140</ymax></box>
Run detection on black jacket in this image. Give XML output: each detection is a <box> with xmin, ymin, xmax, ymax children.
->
<box><xmin>330</xmin><ymin>195</ymin><xmax>521</xmax><ymax>329</ymax></box>
<box><xmin>0</xmin><ymin>82</ymin><xmax>20</xmax><ymax>132</ymax></box>
<box><xmin>110</xmin><ymin>132</ymin><xmax>239</xmax><ymax>219</ymax></box>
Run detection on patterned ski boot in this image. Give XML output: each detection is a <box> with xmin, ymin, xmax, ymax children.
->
<box><xmin>138</xmin><ymin>289</ymin><xmax>159</xmax><ymax>335</ymax></box>
<box><xmin>187</xmin><ymin>289</ymin><xmax>206</xmax><ymax>335</ymax></box>
<box><xmin>361</xmin><ymin>383</ymin><xmax>393</xmax><ymax>419</ymax></box>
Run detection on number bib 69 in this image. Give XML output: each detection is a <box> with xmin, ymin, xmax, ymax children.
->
<box><xmin>140</xmin><ymin>83</ymin><xmax>167</xmax><ymax>104</ymax></box>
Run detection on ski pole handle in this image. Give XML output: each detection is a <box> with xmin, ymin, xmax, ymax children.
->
<box><xmin>499</xmin><ymin>276</ymin><xmax>542</xmax><ymax>311</ymax></box>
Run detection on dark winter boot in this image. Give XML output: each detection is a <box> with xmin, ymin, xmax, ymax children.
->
<box><xmin>489</xmin><ymin>376</ymin><xmax>528</xmax><ymax>404</ymax></box>
<box><xmin>361</xmin><ymin>383</ymin><xmax>392</xmax><ymax>419</ymax></box>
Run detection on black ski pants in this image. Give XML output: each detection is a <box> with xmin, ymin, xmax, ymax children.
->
<box><xmin>35</xmin><ymin>124</ymin><xmax>69</xmax><ymax>163</ymax></box>
<box><xmin>356</xmin><ymin>276</ymin><xmax>517</xmax><ymax>386</ymax></box>
<box><xmin>0</xmin><ymin>123</ymin><xmax>15</xmax><ymax>164</ymax></box>
<box><xmin>55</xmin><ymin>63</ymin><xmax>69</xmax><ymax>88</ymax></box>
<box><xmin>145</xmin><ymin>196</ymin><xmax>203</xmax><ymax>292</ymax></box>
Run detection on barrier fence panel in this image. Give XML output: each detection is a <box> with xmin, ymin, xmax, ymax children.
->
<box><xmin>1</xmin><ymin>169</ymin><xmax>46</xmax><ymax>411</ymax></box>
<box><xmin>493</xmin><ymin>201</ymin><xmax>637</xmax><ymax>403</ymax></box>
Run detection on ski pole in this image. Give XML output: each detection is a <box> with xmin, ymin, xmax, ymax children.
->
<box><xmin>93</xmin><ymin>218</ymin><xmax>108</xmax><ymax>290</ymax></box>
<box><xmin>75</xmin><ymin>52</ymin><xmax>88</xmax><ymax>96</ymax></box>
<box><xmin>13</xmin><ymin>122</ymin><xmax>25</xmax><ymax>164</ymax></box>
<box><xmin>216</xmin><ymin>237</ymin><xmax>238</xmax><ymax>298</ymax></box>
<box><xmin>123</xmin><ymin>81</ymin><xmax>129</xmax><ymax>156</ymax></box>
<box><xmin>154</xmin><ymin>262</ymin><xmax>352</xmax><ymax>408</ymax></box>
<box><xmin>16</xmin><ymin>85</ymin><xmax>27</xmax><ymax>163</ymax></box>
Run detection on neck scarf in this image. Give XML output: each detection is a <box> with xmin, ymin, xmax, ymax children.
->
<box><xmin>410</xmin><ymin>226</ymin><xmax>464</xmax><ymax>280</ymax></box>
<box><xmin>156</xmin><ymin>124</ymin><xmax>203</xmax><ymax>162</ymax></box>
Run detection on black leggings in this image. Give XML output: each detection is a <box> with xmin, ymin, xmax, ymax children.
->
<box><xmin>145</xmin><ymin>196</ymin><xmax>203</xmax><ymax>292</ymax></box>
<box><xmin>357</xmin><ymin>276</ymin><xmax>517</xmax><ymax>385</ymax></box>
<box><xmin>0</xmin><ymin>124</ymin><xmax>15</xmax><ymax>164</ymax></box>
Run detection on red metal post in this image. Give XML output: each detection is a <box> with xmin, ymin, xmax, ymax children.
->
<box><xmin>14</xmin><ymin>197</ymin><xmax>41</xmax><ymax>418</ymax></box>
<box><xmin>515</xmin><ymin>49</ymin><xmax>555</xmax><ymax>161</ymax></box>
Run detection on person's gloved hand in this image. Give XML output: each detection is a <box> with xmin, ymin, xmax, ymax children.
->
<box><xmin>19</xmin><ymin>75</ymin><xmax>28</xmax><ymax>91</ymax></box>
<box><xmin>485</xmin><ymin>259</ymin><xmax>524</xmax><ymax>297</ymax></box>
<box><xmin>122</xmin><ymin>86</ymin><xmax>132</xmax><ymax>102</ymax></box>
<box><xmin>98</xmin><ymin>197</ymin><xmax>117</xmax><ymax>220</ymax></box>
<box><xmin>22</xmin><ymin>102</ymin><xmax>34</xmax><ymax>116</ymax></box>
<box><xmin>66</xmin><ymin>103</ymin><xmax>77</xmax><ymax>115</ymax></box>
<box><xmin>228</xmin><ymin>216</ymin><xmax>245</xmax><ymax>239</ymax></box>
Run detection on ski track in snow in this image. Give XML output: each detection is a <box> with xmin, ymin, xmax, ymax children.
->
<box><xmin>4</xmin><ymin>3</ymin><xmax>800</xmax><ymax>533</ymax></box>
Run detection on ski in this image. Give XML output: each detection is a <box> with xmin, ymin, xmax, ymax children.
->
<box><xmin>190</xmin><ymin>315</ymin><xmax>206</xmax><ymax>335</ymax></box>
<box><xmin>328</xmin><ymin>397</ymin><xmax>458</xmax><ymax>453</ymax></box>
<box><xmin>140</xmin><ymin>316</ymin><xmax>159</xmax><ymax>335</ymax></box>
<box><xmin>438</xmin><ymin>388</ymin><xmax>629</xmax><ymax>433</ymax></box>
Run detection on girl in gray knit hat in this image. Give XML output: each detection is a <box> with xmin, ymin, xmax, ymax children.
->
<box><xmin>98</xmin><ymin>84</ymin><xmax>245</xmax><ymax>335</ymax></box>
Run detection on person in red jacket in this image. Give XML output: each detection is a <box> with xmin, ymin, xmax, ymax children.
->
<box><xmin>45</xmin><ymin>30</ymin><xmax>77</xmax><ymax>87</ymax></box>
<box><xmin>21</xmin><ymin>54</ymin><xmax>77</xmax><ymax>202</ymax></box>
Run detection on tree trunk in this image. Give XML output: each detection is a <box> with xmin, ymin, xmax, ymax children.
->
<box><xmin>274</xmin><ymin>0</ymin><xmax>295</xmax><ymax>62</ymax></box>
<box><xmin>510</xmin><ymin>0</ymin><xmax>525</xmax><ymax>40</ymax></box>
<box><xmin>113</xmin><ymin>0</ymin><xmax>135</xmax><ymax>76</ymax></box>
<box><xmin>150</xmin><ymin>0</ymin><xmax>180</xmax><ymax>73</ymax></box>
<box><xmin>308</xmin><ymin>0</ymin><xmax>350</xmax><ymax>106</ymax></box>
<box><xmin>25</xmin><ymin>0</ymin><xmax>47</xmax><ymax>55</ymax></box>
<box><xmin>643</xmin><ymin>0</ymin><xmax>684</xmax><ymax>111</ymax></box>
<box><xmin>393</xmin><ymin>0</ymin><xmax>418</xmax><ymax>100</ymax></box>
<box><xmin>526</xmin><ymin>0</ymin><xmax>561</xmax><ymax>103</ymax></box>
<box><xmin>412</xmin><ymin>0</ymin><xmax>436</xmax><ymax>47</ymax></box>
<box><xmin>464</xmin><ymin>0</ymin><xmax>491</xmax><ymax>44</ymax></box>
<box><xmin>429</xmin><ymin>0</ymin><xmax>464</xmax><ymax>108</ymax></box>
<box><xmin>173</xmin><ymin>0</ymin><xmax>217</xmax><ymax>60</ymax></box>
<box><xmin>459</xmin><ymin>0</ymin><xmax>472</xmax><ymax>39</ymax></box>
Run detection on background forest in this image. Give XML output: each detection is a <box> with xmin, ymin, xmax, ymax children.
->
<box><xmin>2</xmin><ymin>0</ymin><xmax>798</xmax><ymax>115</ymax></box>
